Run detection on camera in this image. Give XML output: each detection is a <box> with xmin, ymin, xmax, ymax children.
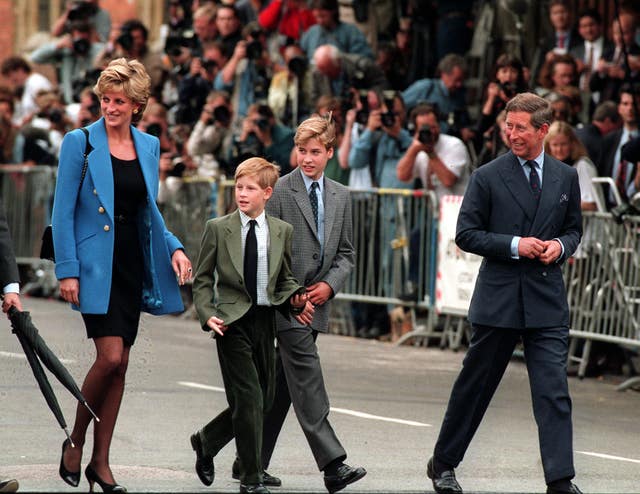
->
<box><xmin>245</xmin><ymin>40</ymin><xmax>263</xmax><ymax>60</ymax></box>
<box><xmin>164</xmin><ymin>30</ymin><xmax>196</xmax><ymax>57</ymax></box>
<box><xmin>254</xmin><ymin>117</ymin><xmax>269</xmax><ymax>131</ymax></box>
<box><xmin>201</xmin><ymin>58</ymin><xmax>218</xmax><ymax>75</ymax></box>
<box><xmin>72</xmin><ymin>37</ymin><xmax>91</xmax><ymax>56</ymax></box>
<box><xmin>67</xmin><ymin>0</ymin><xmax>98</xmax><ymax>22</ymax></box>
<box><xmin>499</xmin><ymin>82</ymin><xmax>518</xmax><ymax>99</ymax></box>
<box><xmin>355</xmin><ymin>91</ymin><xmax>369</xmax><ymax>126</ymax></box>
<box><xmin>145</xmin><ymin>123</ymin><xmax>163</xmax><ymax>138</ymax></box>
<box><xmin>417</xmin><ymin>125</ymin><xmax>434</xmax><ymax>146</ymax></box>
<box><xmin>287</xmin><ymin>56</ymin><xmax>308</xmax><ymax>79</ymax></box>
<box><xmin>205</xmin><ymin>105</ymin><xmax>231</xmax><ymax>126</ymax></box>
<box><xmin>381</xmin><ymin>92</ymin><xmax>397</xmax><ymax>128</ymax></box>
<box><xmin>38</xmin><ymin>107</ymin><xmax>65</xmax><ymax>125</ymax></box>
<box><xmin>116</xmin><ymin>31</ymin><xmax>134</xmax><ymax>52</ymax></box>
<box><xmin>71</xmin><ymin>67</ymin><xmax>102</xmax><ymax>103</ymax></box>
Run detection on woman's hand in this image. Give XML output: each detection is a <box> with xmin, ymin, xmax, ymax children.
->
<box><xmin>172</xmin><ymin>249</ymin><xmax>193</xmax><ymax>285</ymax></box>
<box><xmin>59</xmin><ymin>278</ymin><xmax>80</xmax><ymax>305</ymax></box>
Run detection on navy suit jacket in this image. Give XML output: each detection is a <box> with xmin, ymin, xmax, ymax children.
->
<box><xmin>456</xmin><ymin>151</ymin><xmax>582</xmax><ymax>329</ymax></box>
<box><xmin>52</xmin><ymin>118</ymin><xmax>185</xmax><ymax>315</ymax></box>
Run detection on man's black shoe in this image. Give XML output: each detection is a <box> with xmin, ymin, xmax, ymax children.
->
<box><xmin>323</xmin><ymin>464</ymin><xmax>366</xmax><ymax>493</ymax></box>
<box><xmin>0</xmin><ymin>478</ymin><xmax>19</xmax><ymax>493</ymax></box>
<box><xmin>427</xmin><ymin>457</ymin><xmax>462</xmax><ymax>493</ymax></box>
<box><xmin>547</xmin><ymin>483</ymin><xmax>583</xmax><ymax>494</ymax></box>
<box><xmin>240</xmin><ymin>483</ymin><xmax>270</xmax><ymax>494</ymax></box>
<box><xmin>190</xmin><ymin>432</ymin><xmax>214</xmax><ymax>486</ymax></box>
<box><xmin>232</xmin><ymin>458</ymin><xmax>282</xmax><ymax>487</ymax></box>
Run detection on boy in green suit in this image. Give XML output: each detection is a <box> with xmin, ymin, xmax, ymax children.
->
<box><xmin>191</xmin><ymin>157</ymin><xmax>310</xmax><ymax>494</ymax></box>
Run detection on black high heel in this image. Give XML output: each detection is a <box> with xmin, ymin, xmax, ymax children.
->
<box><xmin>85</xmin><ymin>465</ymin><xmax>127</xmax><ymax>493</ymax></box>
<box><xmin>59</xmin><ymin>439</ymin><xmax>80</xmax><ymax>487</ymax></box>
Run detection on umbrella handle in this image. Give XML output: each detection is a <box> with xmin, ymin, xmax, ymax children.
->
<box><xmin>83</xmin><ymin>401</ymin><xmax>100</xmax><ymax>423</ymax></box>
<box><xmin>64</xmin><ymin>428</ymin><xmax>75</xmax><ymax>448</ymax></box>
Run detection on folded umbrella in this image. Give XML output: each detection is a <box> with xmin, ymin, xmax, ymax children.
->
<box><xmin>8</xmin><ymin>307</ymin><xmax>99</xmax><ymax>444</ymax></box>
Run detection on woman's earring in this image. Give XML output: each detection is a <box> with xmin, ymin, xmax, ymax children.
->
<box><xmin>133</xmin><ymin>109</ymin><xmax>139</xmax><ymax>114</ymax></box>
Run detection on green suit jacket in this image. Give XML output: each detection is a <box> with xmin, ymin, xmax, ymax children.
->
<box><xmin>192</xmin><ymin>210</ymin><xmax>301</xmax><ymax>330</ymax></box>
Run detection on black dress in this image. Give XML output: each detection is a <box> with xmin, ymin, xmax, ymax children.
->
<box><xmin>82</xmin><ymin>155</ymin><xmax>147</xmax><ymax>347</ymax></box>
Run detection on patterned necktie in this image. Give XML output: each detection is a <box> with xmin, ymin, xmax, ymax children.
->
<box><xmin>309</xmin><ymin>181</ymin><xmax>319</xmax><ymax>229</ymax></box>
<box><xmin>244</xmin><ymin>219</ymin><xmax>257</xmax><ymax>304</ymax></box>
<box><xmin>528</xmin><ymin>161</ymin><xmax>541</xmax><ymax>202</ymax></box>
<box><xmin>558</xmin><ymin>33</ymin><xmax>566</xmax><ymax>49</ymax></box>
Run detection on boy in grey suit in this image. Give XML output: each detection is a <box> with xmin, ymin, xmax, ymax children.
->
<box><xmin>258</xmin><ymin>114</ymin><xmax>366</xmax><ymax>493</ymax></box>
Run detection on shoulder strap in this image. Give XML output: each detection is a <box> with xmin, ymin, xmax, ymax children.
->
<box><xmin>78</xmin><ymin>127</ymin><xmax>92</xmax><ymax>192</ymax></box>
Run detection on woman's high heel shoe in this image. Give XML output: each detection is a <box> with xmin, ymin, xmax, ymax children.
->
<box><xmin>85</xmin><ymin>465</ymin><xmax>127</xmax><ymax>493</ymax></box>
<box><xmin>59</xmin><ymin>439</ymin><xmax>80</xmax><ymax>487</ymax></box>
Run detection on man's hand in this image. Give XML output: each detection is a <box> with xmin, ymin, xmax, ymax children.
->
<box><xmin>2</xmin><ymin>292</ymin><xmax>21</xmax><ymax>314</ymax></box>
<box><xmin>518</xmin><ymin>237</ymin><xmax>546</xmax><ymax>259</ymax></box>
<box><xmin>206</xmin><ymin>316</ymin><xmax>228</xmax><ymax>336</ymax></box>
<box><xmin>539</xmin><ymin>240</ymin><xmax>562</xmax><ymax>265</ymax></box>
<box><xmin>306</xmin><ymin>281</ymin><xmax>333</xmax><ymax>307</ymax></box>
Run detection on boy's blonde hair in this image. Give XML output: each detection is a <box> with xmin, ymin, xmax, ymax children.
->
<box><xmin>234</xmin><ymin>157</ymin><xmax>280</xmax><ymax>189</ymax></box>
<box><xmin>294</xmin><ymin>114</ymin><xmax>336</xmax><ymax>149</ymax></box>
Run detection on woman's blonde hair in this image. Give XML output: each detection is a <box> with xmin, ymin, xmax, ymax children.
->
<box><xmin>544</xmin><ymin>120</ymin><xmax>588</xmax><ymax>162</ymax></box>
<box><xmin>93</xmin><ymin>58</ymin><xmax>151</xmax><ymax>124</ymax></box>
<box><xmin>294</xmin><ymin>114</ymin><xmax>336</xmax><ymax>149</ymax></box>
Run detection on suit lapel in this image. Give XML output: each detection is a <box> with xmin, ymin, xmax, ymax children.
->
<box><xmin>224</xmin><ymin>211</ymin><xmax>244</xmax><ymax>278</ymax></box>
<box><xmin>498</xmin><ymin>152</ymin><xmax>538</xmax><ymax>221</ymax></box>
<box><xmin>266</xmin><ymin>215</ymin><xmax>284</xmax><ymax>282</ymax></box>
<box><xmin>322</xmin><ymin>178</ymin><xmax>337</xmax><ymax>248</ymax></box>
<box><xmin>291</xmin><ymin>168</ymin><xmax>319</xmax><ymax>238</ymax></box>
<box><xmin>86</xmin><ymin>120</ymin><xmax>114</xmax><ymax>221</ymax></box>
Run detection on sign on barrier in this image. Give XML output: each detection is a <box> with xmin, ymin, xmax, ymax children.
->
<box><xmin>435</xmin><ymin>195</ymin><xmax>482</xmax><ymax>315</ymax></box>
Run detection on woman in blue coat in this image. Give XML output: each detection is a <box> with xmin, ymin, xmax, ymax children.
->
<box><xmin>52</xmin><ymin>58</ymin><xmax>192</xmax><ymax>492</ymax></box>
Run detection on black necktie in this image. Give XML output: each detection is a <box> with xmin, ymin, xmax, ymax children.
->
<box><xmin>244</xmin><ymin>219</ymin><xmax>257</xmax><ymax>304</ymax></box>
<box><xmin>309</xmin><ymin>182</ymin><xmax>319</xmax><ymax>229</ymax></box>
<box><xmin>528</xmin><ymin>161</ymin><xmax>541</xmax><ymax>202</ymax></box>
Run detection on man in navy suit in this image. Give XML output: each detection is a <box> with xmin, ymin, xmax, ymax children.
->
<box><xmin>426</xmin><ymin>93</ymin><xmax>583</xmax><ymax>494</ymax></box>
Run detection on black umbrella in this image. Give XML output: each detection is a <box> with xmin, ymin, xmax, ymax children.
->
<box><xmin>7</xmin><ymin>306</ymin><xmax>99</xmax><ymax>444</ymax></box>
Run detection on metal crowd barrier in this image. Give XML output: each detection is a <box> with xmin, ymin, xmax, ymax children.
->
<box><xmin>5</xmin><ymin>167</ymin><xmax>640</xmax><ymax>384</ymax></box>
<box><xmin>564</xmin><ymin>211</ymin><xmax>640</xmax><ymax>388</ymax></box>
<box><xmin>0</xmin><ymin>165</ymin><xmax>58</xmax><ymax>296</ymax></box>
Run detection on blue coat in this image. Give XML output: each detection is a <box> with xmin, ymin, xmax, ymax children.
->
<box><xmin>52</xmin><ymin>118</ymin><xmax>184</xmax><ymax>315</ymax></box>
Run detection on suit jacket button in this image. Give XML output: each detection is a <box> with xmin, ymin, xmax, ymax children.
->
<box><xmin>542</xmin><ymin>272</ymin><xmax>547</xmax><ymax>277</ymax></box>
<box><xmin>103</xmin><ymin>225</ymin><xmax>110</xmax><ymax>232</ymax></box>
<box><xmin>98</xmin><ymin>206</ymin><xmax>105</xmax><ymax>213</ymax></box>
<box><xmin>312</xmin><ymin>253</ymin><xmax>318</xmax><ymax>260</ymax></box>
<box><xmin>93</xmin><ymin>188</ymin><xmax>97</xmax><ymax>195</ymax></box>
<box><xmin>239</xmin><ymin>279</ymin><xmax>243</xmax><ymax>284</ymax></box>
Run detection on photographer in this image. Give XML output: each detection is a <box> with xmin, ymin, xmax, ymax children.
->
<box><xmin>71</xmin><ymin>87</ymin><xmax>101</xmax><ymax>128</ymax></box>
<box><xmin>230</xmin><ymin>103</ymin><xmax>294</xmax><ymax>174</ymax></box>
<box><xmin>310</xmin><ymin>44</ymin><xmax>388</xmax><ymax>104</ymax></box>
<box><xmin>476</xmin><ymin>54</ymin><xmax>527</xmax><ymax>148</ymax></box>
<box><xmin>30</xmin><ymin>20</ymin><xmax>104</xmax><ymax>104</ymax></box>
<box><xmin>186</xmin><ymin>90</ymin><xmax>234</xmax><ymax>176</ymax></box>
<box><xmin>51</xmin><ymin>0</ymin><xmax>111</xmax><ymax>42</ymax></box>
<box><xmin>267</xmin><ymin>42</ymin><xmax>313</xmax><ymax>127</ymax></box>
<box><xmin>397</xmin><ymin>104</ymin><xmax>470</xmax><ymax>201</ymax></box>
<box><xmin>95</xmin><ymin>19</ymin><xmax>167</xmax><ymax>100</ymax></box>
<box><xmin>176</xmin><ymin>40</ymin><xmax>228</xmax><ymax>125</ymax></box>
<box><xmin>215</xmin><ymin>22</ymin><xmax>273</xmax><ymax>126</ymax></box>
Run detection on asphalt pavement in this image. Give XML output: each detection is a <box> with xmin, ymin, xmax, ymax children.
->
<box><xmin>1</xmin><ymin>297</ymin><xmax>639</xmax><ymax>493</ymax></box>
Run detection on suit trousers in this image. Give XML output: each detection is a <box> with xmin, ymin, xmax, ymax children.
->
<box><xmin>434</xmin><ymin>324</ymin><xmax>575</xmax><ymax>484</ymax></box>
<box><xmin>199</xmin><ymin>306</ymin><xmax>276</xmax><ymax>485</ymax></box>
<box><xmin>262</xmin><ymin>327</ymin><xmax>346</xmax><ymax>471</ymax></box>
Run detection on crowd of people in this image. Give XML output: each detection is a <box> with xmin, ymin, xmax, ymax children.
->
<box><xmin>0</xmin><ymin>0</ymin><xmax>639</xmax><ymax>332</ymax></box>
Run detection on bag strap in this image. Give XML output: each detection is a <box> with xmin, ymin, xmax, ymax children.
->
<box><xmin>78</xmin><ymin>127</ymin><xmax>93</xmax><ymax>192</ymax></box>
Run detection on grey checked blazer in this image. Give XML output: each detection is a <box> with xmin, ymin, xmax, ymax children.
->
<box><xmin>266</xmin><ymin>168</ymin><xmax>354</xmax><ymax>333</ymax></box>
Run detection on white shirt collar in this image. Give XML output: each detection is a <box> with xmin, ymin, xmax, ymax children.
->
<box><xmin>239</xmin><ymin>210</ymin><xmax>266</xmax><ymax>228</ymax></box>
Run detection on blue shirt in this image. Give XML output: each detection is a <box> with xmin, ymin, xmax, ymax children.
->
<box><xmin>300</xmin><ymin>22</ymin><xmax>374</xmax><ymax>59</ymax></box>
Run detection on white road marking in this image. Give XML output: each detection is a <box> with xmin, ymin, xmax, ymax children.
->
<box><xmin>178</xmin><ymin>380</ymin><xmax>226</xmax><ymax>393</ymax></box>
<box><xmin>576</xmin><ymin>451</ymin><xmax>640</xmax><ymax>464</ymax></box>
<box><xmin>178</xmin><ymin>381</ymin><xmax>431</xmax><ymax>427</ymax></box>
<box><xmin>0</xmin><ymin>350</ymin><xmax>74</xmax><ymax>364</ymax></box>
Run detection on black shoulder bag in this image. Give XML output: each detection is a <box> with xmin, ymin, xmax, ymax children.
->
<box><xmin>40</xmin><ymin>128</ymin><xmax>93</xmax><ymax>261</ymax></box>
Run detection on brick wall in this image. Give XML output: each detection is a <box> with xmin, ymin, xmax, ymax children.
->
<box><xmin>0</xmin><ymin>0</ymin><xmax>16</xmax><ymax>63</ymax></box>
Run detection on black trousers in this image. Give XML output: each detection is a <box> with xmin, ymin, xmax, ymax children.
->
<box><xmin>199</xmin><ymin>306</ymin><xmax>275</xmax><ymax>485</ymax></box>
<box><xmin>434</xmin><ymin>324</ymin><xmax>575</xmax><ymax>484</ymax></box>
